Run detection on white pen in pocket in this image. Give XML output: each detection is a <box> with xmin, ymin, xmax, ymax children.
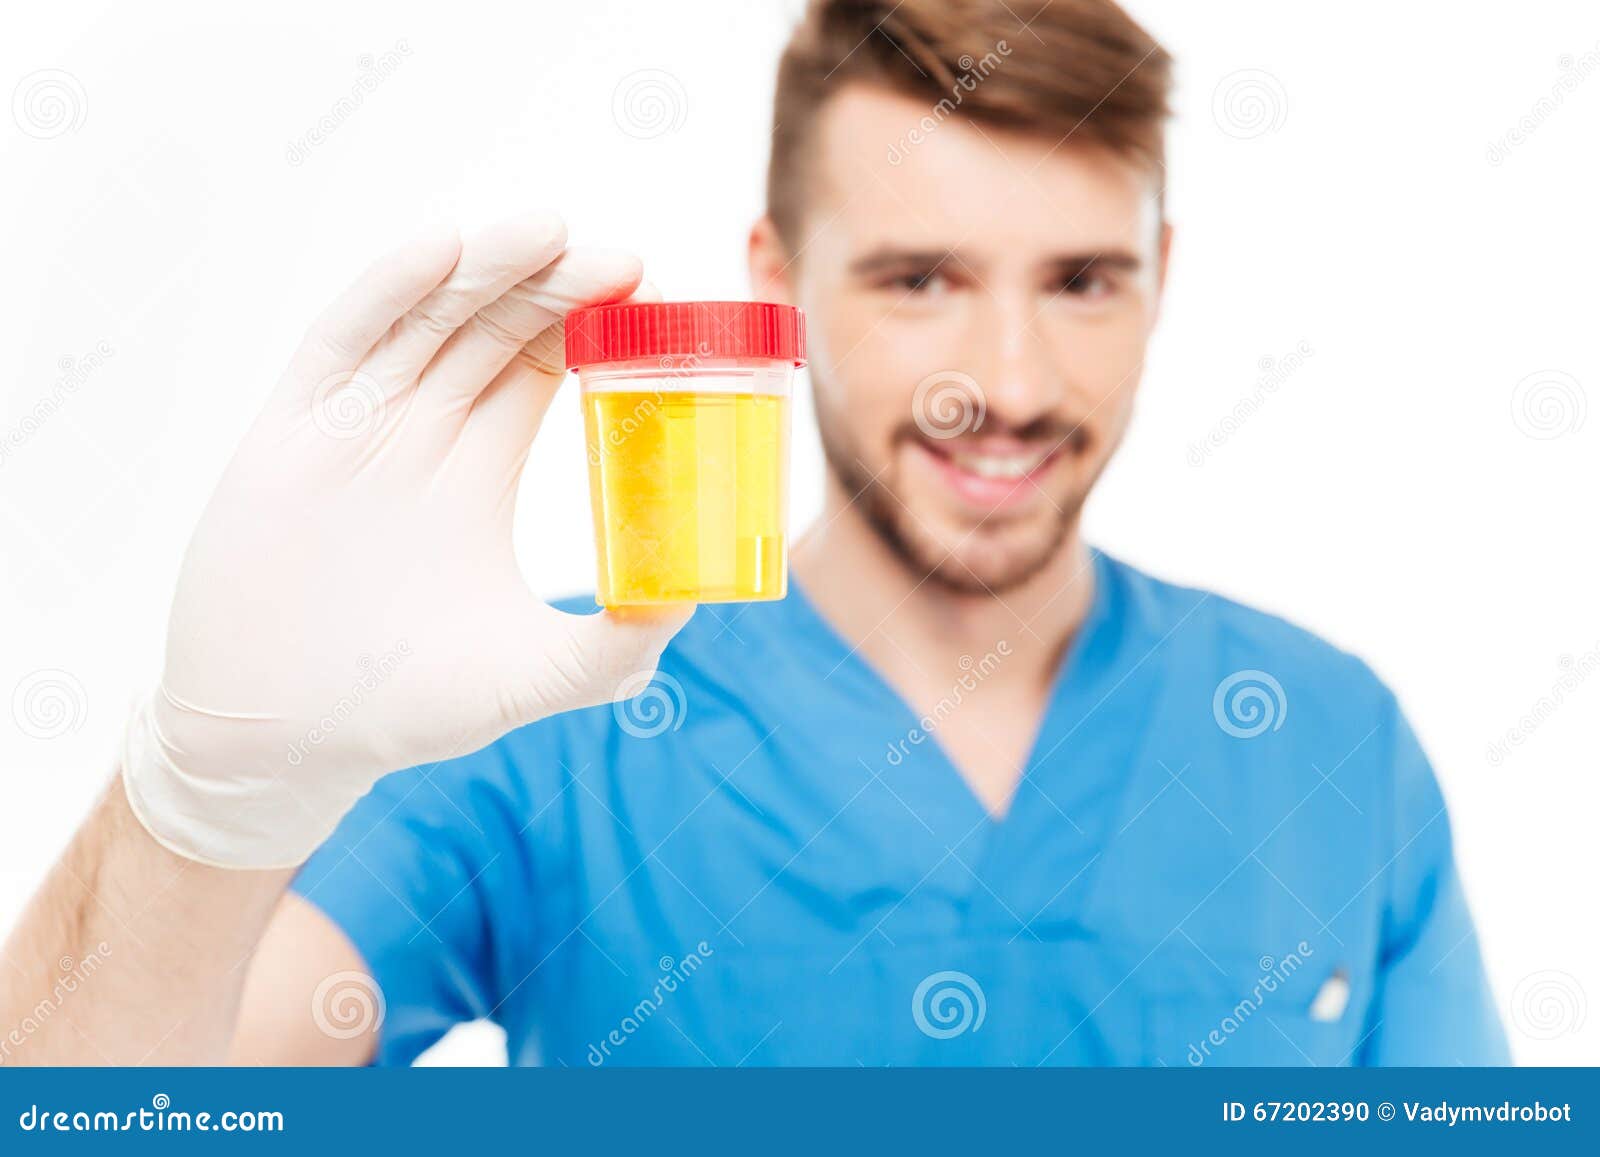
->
<box><xmin>1308</xmin><ymin>968</ymin><xmax>1351</xmax><ymax>1022</ymax></box>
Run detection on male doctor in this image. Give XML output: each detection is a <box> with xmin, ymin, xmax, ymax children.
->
<box><xmin>2</xmin><ymin>0</ymin><xmax>1506</xmax><ymax>1065</ymax></box>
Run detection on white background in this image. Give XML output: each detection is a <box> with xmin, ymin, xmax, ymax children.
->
<box><xmin>2</xmin><ymin>1</ymin><xmax>1596</xmax><ymax>1066</ymax></box>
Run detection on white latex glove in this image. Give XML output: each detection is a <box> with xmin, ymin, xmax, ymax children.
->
<box><xmin>122</xmin><ymin>212</ymin><xmax>692</xmax><ymax>869</ymax></box>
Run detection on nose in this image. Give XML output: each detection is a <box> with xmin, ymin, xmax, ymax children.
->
<box><xmin>964</xmin><ymin>288</ymin><xmax>1062</xmax><ymax>432</ymax></box>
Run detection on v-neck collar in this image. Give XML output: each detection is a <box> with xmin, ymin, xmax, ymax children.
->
<box><xmin>779</xmin><ymin>547</ymin><xmax>1123</xmax><ymax>829</ymax></box>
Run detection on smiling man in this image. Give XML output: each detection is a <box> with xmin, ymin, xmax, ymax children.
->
<box><xmin>2</xmin><ymin>0</ymin><xmax>1506</xmax><ymax>1067</ymax></box>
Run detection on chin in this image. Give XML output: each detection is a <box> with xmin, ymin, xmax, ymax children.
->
<box><xmin>818</xmin><ymin>417</ymin><xmax>1089</xmax><ymax>594</ymax></box>
<box><xmin>892</xmin><ymin>508</ymin><xmax>1072</xmax><ymax>595</ymax></box>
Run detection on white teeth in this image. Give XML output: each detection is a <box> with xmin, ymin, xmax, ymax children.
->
<box><xmin>948</xmin><ymin>450</ymin><xmax>1049</xmax><ymax>479</ymax></box>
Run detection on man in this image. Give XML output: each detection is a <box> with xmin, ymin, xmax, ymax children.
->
<box><xmin>1</xmin><ymin>0</ymin><xmax>1506</xmax><ymax>1066</ymax></box>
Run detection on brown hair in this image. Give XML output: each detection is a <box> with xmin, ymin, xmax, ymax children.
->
<box><xmin>767</xmin><ymin>0</ymin><xmax>1173</xmax><ymax>249</ymax></box>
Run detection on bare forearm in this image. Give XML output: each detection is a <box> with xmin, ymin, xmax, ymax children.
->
<box><xmin>0</xmin><ymin>773</ymin><xmax>292</xmax><ymax>1065</ymax></box>
<box><xmin>0</xmin><ymin>212</ymin><xmax>686</xmax><ymax>1067</ymax></box>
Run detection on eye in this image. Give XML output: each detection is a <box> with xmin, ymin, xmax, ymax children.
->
<box><xmin>1055</xmin><ymin>266</ymin><xmax>1112</xmax><ymax>299</ymax></box>
<box><xmin>887</xmin><ymin>268</ymin><xmax>953</xmax><ymax>297</ymax></box>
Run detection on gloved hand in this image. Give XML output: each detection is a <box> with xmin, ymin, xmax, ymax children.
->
<box><xmin>122</xmin><ymin>212</ymin><xmax>692</xmax><ymax>869</ymax></box>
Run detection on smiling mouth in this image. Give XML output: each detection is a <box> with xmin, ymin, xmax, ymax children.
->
<box><xmin>912</xmin><ymin>435</ymin><xmax>1071</xmax><ymax>511</ymax></box>
<box><xmin>934</xmin><ymin>443</ymin><xmax>1059</xmax><ymax>478</ymax></box>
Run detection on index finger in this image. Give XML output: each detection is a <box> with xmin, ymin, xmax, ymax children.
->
<box><xmin>284</xmin><ymin>224</ymin><xmax>463</xmax><ymax>389</ymax></box>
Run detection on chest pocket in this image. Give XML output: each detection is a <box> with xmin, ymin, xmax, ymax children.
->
<box><xmin>1139</xmin><ymin>947</ymin><xmax>1370</xmax><ymax>1067</ymax></box>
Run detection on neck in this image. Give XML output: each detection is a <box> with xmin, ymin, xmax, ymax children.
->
<box><xmin>790</xmin><ymin>474</ymin><xmax>1097</xmax><ymax>692</ymax></box>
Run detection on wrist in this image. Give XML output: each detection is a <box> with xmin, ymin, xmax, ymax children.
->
<box><xmin>119</xmin><ymin>692</ymin><xmax>349</xmax><ymax>871</ymax></box>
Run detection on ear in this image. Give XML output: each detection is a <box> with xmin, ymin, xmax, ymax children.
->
<box><xmin>1156</xmin><ymin>219</ymin><xmax>1173</xmax><ymax>294</ymax></box>
<box><xmin>1149</xmin><ymin>218</ymin><xmax>1174</xmax><ymax>329</ymax></box>
<box><xmin>747</xmin><ymin>216</ymin><xmax>796</xmax><ymax>305</ymax></box>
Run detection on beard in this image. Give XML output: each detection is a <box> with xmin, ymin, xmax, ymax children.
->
<box><xmin>813</xmin><ymin>397</ymin><xmax>1093</xmax><ymax>596</ymax></box>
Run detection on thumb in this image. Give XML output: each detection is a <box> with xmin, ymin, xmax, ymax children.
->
<box><xmin>534</xmin><ymin>603</ymin><xmax>697</xmax><ymax>717</ymax></box>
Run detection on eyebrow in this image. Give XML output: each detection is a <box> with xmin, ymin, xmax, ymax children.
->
<box><xmin>847</xmin><ymin>247</ymin><xmax>1143</xmax><ymax>278</ymax></box>
<box><xmin>1043</xmin><ymin>251</ymin><xmax>1143</xmax><ymax>274</ymax></box>
<box><xmin>847</xmin><ymin>248</ymin><xmax>961</xmax><ymax>278</ymax></box>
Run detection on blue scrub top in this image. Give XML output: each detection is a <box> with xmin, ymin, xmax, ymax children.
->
<box><xmin>293</xmin><ymin>549</ymin><xmax>1508</xmax><ymax>1066</ymax></box>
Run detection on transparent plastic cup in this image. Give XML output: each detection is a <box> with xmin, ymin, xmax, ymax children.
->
<box><xmin>564</xmin><ymin>301</ymin><xmax>807</xmax><ymax>607</ymax></box>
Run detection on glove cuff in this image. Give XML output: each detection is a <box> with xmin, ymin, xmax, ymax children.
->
<box><xmin>119</xmin><ymin>692</ymin><xmax>339</xmax><ymax>871</ymax></box>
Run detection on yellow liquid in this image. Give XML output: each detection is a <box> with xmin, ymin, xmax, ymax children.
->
<box><xmin>583</xmin><ymin>390</ymin><xmax>789</xmax><ymax>605</ymax></box>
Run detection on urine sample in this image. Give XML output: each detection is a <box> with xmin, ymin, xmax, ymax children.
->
<box><xmin>564</xmin><ymin>301</ymin><xmax>806</xmax><ymax>606</ymax></box>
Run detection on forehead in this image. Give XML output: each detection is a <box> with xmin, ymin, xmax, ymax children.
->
<box><xmin>804</xmin><ymin>84</ymin><xmax>1160</xmax><ymax>259</ymax></box>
